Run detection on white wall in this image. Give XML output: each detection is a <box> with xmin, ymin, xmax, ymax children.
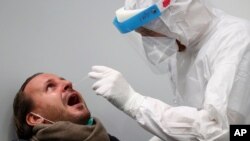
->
<box><xmin>0</xmin><ymin>0</ymin><xmax>249</xmax><ymax>141</ymax></box>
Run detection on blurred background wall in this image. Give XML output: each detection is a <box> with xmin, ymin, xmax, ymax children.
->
<box><xmin>0</xmin><ymin>0</ymin><xmax>249</xmax><ymax>140</ymax></box>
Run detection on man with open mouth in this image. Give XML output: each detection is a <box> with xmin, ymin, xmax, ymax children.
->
<box><xmin>13</xmin><ymin>73</ymin><xmax>119</xmax><ymax>141</ymax></box>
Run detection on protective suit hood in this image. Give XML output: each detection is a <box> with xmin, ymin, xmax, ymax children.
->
<box><xmin>124</xmin><ymin>0</ymin><xmax>215</xmax><ymax>47</ymax></box>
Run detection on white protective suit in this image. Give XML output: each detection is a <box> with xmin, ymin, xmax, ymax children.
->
<box><xmin>89</xmin><ymin>0</ymin><xmax>250</xmax><ymax>140</ymax></box>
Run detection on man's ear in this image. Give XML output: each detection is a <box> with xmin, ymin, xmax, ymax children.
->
<box><xmin>26</xmin><ymin>113</ymin><xmax>44</xmax><ymax>126</ymax></box>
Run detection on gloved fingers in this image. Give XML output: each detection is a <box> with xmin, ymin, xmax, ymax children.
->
<box><xmin>92</xmin><ymin>78</ymin><xmax>112</xmax><ymax>91</ymax></box>
<box><xmin>88</xmin><ymin>70</ymin><xmax>116</xmax><ymax>80</ymax></box>
<box><xmin>89</xmin><ymin>66</ymin><xmax>117</xmax><ymax>79</ymax></box>
<box><xmin>94</xmin><ymin>85</ymin><xmax>111</xmax><ymax>97</ymax></box>
<box><xmin>91</xmin><ymin>66</ymin><xmax>114</xmax><ymax>73</ymax></box>
<box><xmin>88</xmin><ymin>71</ymin><xmax>104</xmax><ymax>79</ymax></box>
<box><xmin>92</xmin><ymin>78</ymin><xmax>112</xmax><ymax>97</ymax></box>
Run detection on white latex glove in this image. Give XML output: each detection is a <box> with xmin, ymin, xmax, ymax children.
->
<box><xmin>88</xmin><ymin>66</ymin><xmax>144</xmax><ymax>115</ymax></box>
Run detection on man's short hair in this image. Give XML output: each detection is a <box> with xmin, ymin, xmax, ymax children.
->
<box><xmin>13</xmin><ymin>73</ymin><xmax>43</xmax><ymax>139</ymax></box>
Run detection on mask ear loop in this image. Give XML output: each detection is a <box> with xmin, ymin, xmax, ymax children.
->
<box><xmin>30</xmin><ymin>112</ymin><xmax>55</xmax><ymax>124</ymax></box>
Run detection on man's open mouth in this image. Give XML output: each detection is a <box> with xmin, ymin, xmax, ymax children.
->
<box><xmin>67</xmin><ymin>94</ymin><xmax>81</xmax><ymax>106</ymax></box>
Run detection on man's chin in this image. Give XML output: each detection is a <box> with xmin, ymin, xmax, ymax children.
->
<box><xmin>69</xmin><ymin>110</ymin><xmax>91</xmax><ymax>124</ymax></box>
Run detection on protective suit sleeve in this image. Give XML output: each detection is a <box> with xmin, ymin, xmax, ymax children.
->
<box><xmin>132</xmin><ymin>96</ymin><xmax>229</xmax><ymax>141</ymax></box>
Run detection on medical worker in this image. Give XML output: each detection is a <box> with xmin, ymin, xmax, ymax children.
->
<box><xmin>89</xmin><ymin>0</ymin><xmax>250</xmax><ymax>140</ymax></box>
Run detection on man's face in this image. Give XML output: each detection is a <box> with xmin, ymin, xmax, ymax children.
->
<box><xmin>24</xmin><ymin>73</ymin><xmax>90</xmax><ymax>124</ymax></box>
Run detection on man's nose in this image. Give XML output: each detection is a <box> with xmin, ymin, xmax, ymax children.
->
<box><xmin>62</xmin><ymin>80</ymin><xmax>73</xmax><ymax>91</ymax></box>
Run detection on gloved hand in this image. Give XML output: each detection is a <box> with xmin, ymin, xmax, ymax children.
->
<box><xmin>88</xmin><ymin>66</ymin><xmax>144</xmax><ymax>116</ymax></box>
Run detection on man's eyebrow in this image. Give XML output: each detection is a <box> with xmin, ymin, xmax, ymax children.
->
<box><xmin>44</xmin><ymin>79</ymin><xmax>53</xmax><ymax>84</ymax></box>
<box><xmin>44</xmin><ymin>77</ymin><xmax>66</xmax><ymax>86</ymax></box>
<box><xmin>59</xmin><ymin>77</ymin><xmax>66</xmax><ymax>80</ymax></box>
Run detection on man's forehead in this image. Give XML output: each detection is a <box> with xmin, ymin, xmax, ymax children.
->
<box><xmin>29</xmin><ymin>73</ymin><xmax>61</xmax><ymax>83</ymax></box>
<box><xmin>24</xmin><ymin>73</ymin><xmax>62</xmax><ymax>93</ymax></box>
